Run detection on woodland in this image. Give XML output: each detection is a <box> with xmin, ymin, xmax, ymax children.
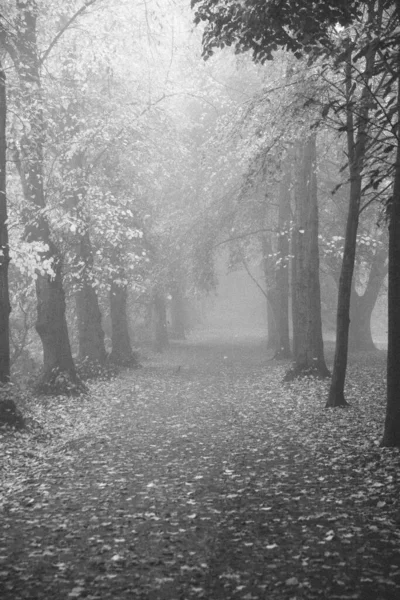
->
<box><xmin>0</xmin><ymin>1</ymin><xmax>400</xmax><ymax>599</ymax></box>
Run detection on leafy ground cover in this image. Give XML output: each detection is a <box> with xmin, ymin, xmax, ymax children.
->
<box><xmin>1</xmin><ymin>335</ymin><xmax>399</xmax><ymax>600</ymax></box>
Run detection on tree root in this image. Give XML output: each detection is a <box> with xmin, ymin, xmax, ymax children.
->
<box><xmin>33</xmin><ymin>368</ymin><xmax>88</xmax><ymax>397</ymax></box>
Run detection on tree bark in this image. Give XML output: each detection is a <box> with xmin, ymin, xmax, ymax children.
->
<box><xmin>152</xmin><ymin>290</ymin><xmax>169</xmax><ymax>352</ymax></box>
<box><xmin>327</xmin><ymin>37</ymin><xmax>377</xmax><ymax>407</ymax></box>
<box><xmin>170</xmin><ymin>281</ymin><xmax>186</xmax><ymax>340</ymax></box>
<box><xmin>381</xmin><ymin>59</ymin><xmax>400</xmax><ymax>447</ymax></box>
<box><xmin>349</xmin><ymin>247</ymin><xmax>387</xmax><ymax>351</ymax></box>
<box><xmin>70</xmin><ymin>176</ymin><xmax>106</xmax><ymax>365</ymax></box>
<box><xmin>109</xmin><ymin>281</ymin><xmax>137</xmax><ymax>366</ymax></box>
<box><xmin>306</xmin><ymin>137</ymin><xmax>329</xmax><ymax>377</ymax></box>
<box><xmin>274</xmin><ymin>157</ymin><xmax>291</xmax><ymax>359</ymax></box>
<box><xmin>76</xmin><ymin>270</ymin><xmax>107</xmax><ymax>364</ymax></box>
<box><xmin>34</xmin><ymin>253</ymin><xmax>83</xmax><ymax>393</ymax></box>
<box><xmin>0</xmin><ymin>64</ymin><xmax>23</xmax><ymax>427</ymax></box>
<box><xmin>266</xmin><ymin>293</ymin><xmax>279</xmax><ymax>350</ymax></box>
<box><xmin>287</xmin><ymin>135</ymin><xmax>329</xmax><ymax>380</ymax></box>
<box><xmin>291</xmin><ymin>215</ymin><xmax>300</xmax><ymax>359</ymax></box>
<box><xmin>5</xmin><ymin>5</ymin><xmax>82</xmax><ymax>394</ymax></box>
<box><xmin>0</xmin><ymin>66</ymin><xmax>10</xmax><ymax>383</ymax></box>
<box><xmin>261</xmin><ymin>234</ymin><xmax>279</xmax><ymax>350</ymax></box>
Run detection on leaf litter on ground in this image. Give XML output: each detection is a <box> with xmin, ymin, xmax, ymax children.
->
<box><xmin>0</xmin><ymin>337</ymin><xmax>399</xmax><ymax>599</ymax></box>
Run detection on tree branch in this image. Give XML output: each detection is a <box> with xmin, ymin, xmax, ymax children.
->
<box><xmin>39</xmin><ymin>0</ymin><xmax>100</xmax><ymax>66</ymax></box>
<box><xmin>213</xmin><ymin>228</ymin><xmax>275</xmax><ymax>249</ymax></box>
<box><xmin>359</xmin><ymin>181</ymin><xmax>393</xmax><ymax>215</ymax></box>
<box><xmin>0</xmin><ymin>18</ymin><xmax>18</xmax><ymax>63</ymax></box>
<box><xmin>241</xmin><ymin>254</ymin><xmax>270</xmax><ymax>304</ymax></box>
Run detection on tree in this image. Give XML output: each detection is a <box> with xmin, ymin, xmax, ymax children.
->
<box><xmin>151</xmin><ymin>288</ymin><xmax>169</xmax><ymax>352</ymax></box>
<box><xmin>191</xmin><ymin>1</ymin><xmax>344</xmax><ymax>371</ymax></box>
<box><xmin>275</xmin><ymin>158</ymin><xmax>291</xmax><ymax>359</ymax></box>
<box><xmin>0</xmin><ymin>60</ymin><xmax>24</xmax><ymax>429</ymax></box>
<box><xmin>109</xmin><ymin>278</ymin><xmax>137</xmax><ymax>366</ymax></box>
<box><xmin>288</xmin><ymin>134</ymin><xmax>329</xmax><ymax>379</ymax></box>
<box><xmin>192</xmin><ymin>0</ymin><xmax>400</xmax><ymax>443</ymax></box>
<box><xmin>381</xmin><ymin>6</ymin><xmax>400</xmax><ymax>446</ymax></box>
<box><xmin>169</xmin><ymin>260</ymin><xmax>188</xmax><ymax>340</ymax></box>
<box><xmin>75</xmin><ymin>227</ymin><xmax>107</xmax><ymax>366</ymax></box>
<box><xmin>192</xmin><ymin>0</ymin><xmax>360</xmax><ymax>62</ymax></box>
<box><xmin>88</xmin><ymin>185</ymin><xmax>143</xmax><ymax>367</ymax></box>
<box><xmin>317</xmin><ymin>142</ymin><xmax>388</xmax><ymax>351</ymax></box>
<box><xmin>17</xmin><ymin>0</ymin><xmax>164</xmax><ymax>371</ymax></box>
<box><xmin>192</xmin><ymin>0</ymin><xmax>379</xmax><ymax>404</ymax></box>
<box><xmin>349</xmin><ymin>239</ymin><xmax>387</xmax><ymax>351</ymax></box>
<box><xmin>260</xmin><ymin>233</ymin><xmax>279</xmax><ymax>351</ymax></box>
<box><xmin>326</xmin><ymin>7</ymin><xmax>382</xmax><ymax>406</ymax></box>
<box><xmin>0</xmin><ymin>62</ymin><xmax>10</xmax><ymax>383</ymax></box>
<box><xmin>56</xmin><ymin>54</ymin><xmax>108</xmax><ymax>368</ymax></box>
<box><xmin>0</xmin><ymin>1</ymin><xmax>92</xmax><ymax>394</ymax></box>
<box><xmin>383</xmin><ymin>146</ymin><xmax>400</xmax><ymax>445</ymax></box>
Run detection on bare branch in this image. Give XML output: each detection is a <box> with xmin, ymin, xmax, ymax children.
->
<box><xmin>214</xmin><ymin>228</ymin><xmax>275</xmax><ymax>249</ymax></box>
<box><xmin>359</xmin><ymin>181</ymin><xmax>393</xmax><ymax>215</ymax></box>
<box><xmin>241</xmin><ymin>254</ymin><xmax>270</xmax><ymax>302</ymax></box>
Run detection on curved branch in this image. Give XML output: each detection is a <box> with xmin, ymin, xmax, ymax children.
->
<box><xmin>0</xmin><ymin>19</ymin><xmax>18</xmax><ymax>63</ymax></box>
<box><xmin>241</xmin><ymin>255</ymin><xmax>269</xmax><ymax>302</ymax></box>
<box><xmin>39</xmin><ymin>0</ymin><xmax>100</xmax><ymax>66</ymax></box>
<box><xmin>213</xmin><ymin>228</ymin><xmax>275</xmax><ymax>249</ymax></box>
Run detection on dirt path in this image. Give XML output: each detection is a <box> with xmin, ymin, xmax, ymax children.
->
<box><xmin>1</xmin><ymin>337</ymin><xmax>399</xmax><ymax>599</ymax></box>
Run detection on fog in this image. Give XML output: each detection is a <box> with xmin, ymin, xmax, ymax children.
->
<box><xmin>192</xmin><ymin>263</ymin><xmax>387</xmax><ymax>348</ymax></box>
<box><xmin>1</xmin><ymin>0</ymin><xmax>389</xmax><ymax>383</ymax></box>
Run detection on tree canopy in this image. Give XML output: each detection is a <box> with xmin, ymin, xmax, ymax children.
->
<box><xmin>192</xmin><ymin>0</ymin><xmax>362</xmax><ymax>61</ymax></box>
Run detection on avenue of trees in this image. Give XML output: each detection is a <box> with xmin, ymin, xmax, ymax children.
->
<box><xmin>192</xmin><ymin>0</ymin><xmax>399</xmax><ymax>444</ymax></box>
<box><xmin>0</xmin><ymin>0</ymin><xmax>398</xmax><ymax>446</ymax></box>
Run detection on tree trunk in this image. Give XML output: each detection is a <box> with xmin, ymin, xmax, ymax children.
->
<box><xmin>152</xmin><ymin>290</ymin><xmax>169</xmax><ymax>352</ymax></box>
<box><xmin>286</xmin><ymin>135</ymin><xmax>329</xmax><ymax>380</ymax></box>
<box><xmin>266</xmin><ymin>294</ymin><xmax>279</xmax><ymax>350</ymax></box>
<box><xmin>326</xmin><ymin>182</ymin><xmax>360</xmax><ymax>404</ymax></box>
<box><xmin>74</xmin><ymin>225</ymin><xmax>107</xmax><ymax>365</ymax></box>
<box><xmin>291</xmin><ymin>215</ymin><xmax>300</xmax><ymax>359</ymax></box>
<box><xmin>327</xmin><ymin>39</ymin><xmax>377</xmax><ymax>407</ymax></box>
<box><xmin>261</xmin><ymin>234</ymin><xmax>279</xmax><ymax>350</ymax></box>
<box><xmin>275</xmin><ymin>157</ymin><xmax>291</xmax><ymax>359</ymax></box>
<box><xmin>0</xmin><ymin>64</ymin><xmax>23</xmax><ymax>428</ymax></box>
<box><xmin>62</xmin><ymin>110</ymin><xmax>107</xmax><ymax>366</ymax></box>
<box><xmin>349</xmin><ymin>247</ymin><xmax>387</xmax><ymax>351</ymax></box>
<box><xmin>170</xmin><ymin>282</ymin><xmax>186</xmax><ymax>340</ymax></box>
<box><xmin>306</xmin><ymin>137</ymin><xmax>329</xmax><ymax>377</ymax></box>
<box><xmin>34</xmin><ymin>251</ymin><xmax>84</xmax><ymax>394</ymax></box>
<box><xmin>109</xmin><ymin>281</ymin><xmax>137</xmax><ymax>367</ymax></box>
<box><xmin>76</xmin><ymin>283</ymin><xmax>107</xmax><ymax>364</ymax></box>
<box><xmin>7</xmin><ymin>6</ymin><xmax>82</xmax><ymax>395</ymax></box>
<box><xmin>0</xmin><ymin>66</ymin><xmax>10</xmax><ymax>383</ymax></box>
<box><xmin>381</xmin><ymin>63</ymin><xmax>400</xmax><ymax>447</ymax></box>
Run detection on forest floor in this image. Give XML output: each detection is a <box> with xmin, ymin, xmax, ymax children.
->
<box><xmin>1</xmin><ymin>333</ymin><xmax>399</xmax><ymax>600</ymax></box>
